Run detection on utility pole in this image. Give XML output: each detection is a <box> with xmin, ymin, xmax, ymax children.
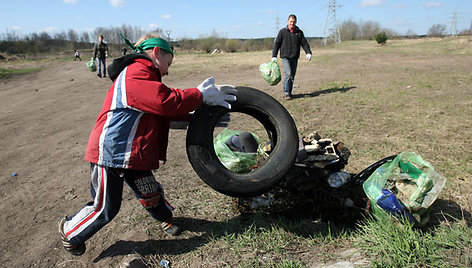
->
<box><xmin>450</xmin><ymin>9</ymin><xmax>457</xmax><ymax>37</ymax></box>
<box><xmin>275</xmin><ymin>13</ymin><xmax>280</xmax><ymax>37</ymax></box>
<box><xmin>323</xmin><ymin>0</ymin><xmax>341</xmax><ymax>45</ymax></box>
<box><xmin>469</xmin><ymin>20</ymin><xmax>472</xmax><ymax>42</ymax></box>
<box><xmin>166</xmin><ymin>30</ymin><xmax>172</xmax><ymax>42</ymax></box>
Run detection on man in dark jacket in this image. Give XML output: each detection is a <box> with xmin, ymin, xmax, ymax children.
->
<box><xmin>93</xmin><ymin>34</ymin><xmax>109</xmax><ymax>78</ymax></box>
<box><xmin>272</xmin><ymin>14</ymin><xmax>312</xmax><ymax>99</ymax></box>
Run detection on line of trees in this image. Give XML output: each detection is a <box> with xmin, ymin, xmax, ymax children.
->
<box><xmin>1</xmin><ymin>20</ymin><xmax>470</xmax><ymax>58</ymax></box>
<box><xmin>0</xmin><ymin>24</ymin><xmax>156</xmax><ymax>56</ymax></box>
<box><xmin>339</xmin><ymin>19</ymin><xmax>398</xmax><ymax>41</ymax></box>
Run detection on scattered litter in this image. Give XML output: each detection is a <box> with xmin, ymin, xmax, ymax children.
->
<box><xmin>12</xmin><ymin>172</ymin><xmax>17</xmax><ymax>177</ymax></box>
<box><xmin>65</xmin><ymin>189</ymin><xmax>77</xmax><ymax>201</ymax></box>
<box><xmin>160</xmin><ymin>259</ymin><xmax>171</xmax><ymax>268</ymax></box>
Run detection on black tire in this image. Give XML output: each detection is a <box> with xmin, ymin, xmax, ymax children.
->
<box><xmin>186</xmin><ymin>87</ymin><xmax>299</xmax><ymax>197</ymax></box>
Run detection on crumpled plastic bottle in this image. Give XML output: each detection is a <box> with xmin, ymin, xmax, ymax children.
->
<box><xmin>376</xmin><ymin>188</ymin><xmax>417</xmax><ymax>224</ymax></box>
<box><xmin>327</xmin><ymin>171</ymin><xmax>351</xmax><ymax>188</ymax></box>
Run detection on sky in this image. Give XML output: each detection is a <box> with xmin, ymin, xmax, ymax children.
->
<box><xmin>1</xmin><ymin>0</ymin><xmax>471</xmax><ymax>40</ymax></box>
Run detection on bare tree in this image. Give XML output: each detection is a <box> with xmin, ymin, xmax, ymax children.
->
<box><xmin>67</xmin><ymin>29</ymin><xmax>78</xmax><ymax>42</ymax></box>
<box><xmin>3</xmin><ymin>29</ymin><xmax>20</xmax><ymax>41</ymax></box>
<box><xmin>427</xmin><ymin>24</ymin><xmax>447</xmax><ymax>37</ymax></box>
<box><xmin>39</xmin><ymin>31</ymin><xmax>52</xmax><ymax>41</ymax></box>
<box><xmin>405</xmin><ymin>29</ymin><xmax>417</xmax><ymax>38</ymax></box>
<box><xmin>339</xmin><ymin>19</ymin><xmax>359</xmax><ymax>41</ymax></box>
<box><xmin>360</xmin><ymin>20</ymin><xmax>381</xmax><ymax>40</ymax></box>
<box><xmin>80</xmin><ymin>31</ymin><xmax>90</xmax><ymax>43</ymax></box>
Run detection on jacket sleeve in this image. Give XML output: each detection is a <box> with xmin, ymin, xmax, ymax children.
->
<box><xmin>300</xmin><ymin>30</ymin><xmax>312</xmax><ymax>55</ymax></box>
<box><xmin>272</xmin><ymin>30</ymin><xmax>283</xmax><ymax>58</ymax></box>
<box><xmin>93</xmin><ymin>43</ymin><xmax>98</xmax><ymax>59</ymax></box>
<box><xmin>119</xmin><ymin>62</ymin><xmax>203</xmax><ymax>116</ymax></box>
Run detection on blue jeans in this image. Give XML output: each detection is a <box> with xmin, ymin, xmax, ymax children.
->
<box><xmin>282</xmin><ymin>58</ymin><xmax>298</xmax><ymax>96</ymax></box>
<box><xmin>97</xmin><ymin>58</ymin><xmax>106</xmax><ymax>77</ymax></box>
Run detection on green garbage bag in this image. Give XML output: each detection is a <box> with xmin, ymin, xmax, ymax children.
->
<box><xmin>86</xmin><ymin>57</ymin><xmax>97</xmax><ymax>72</ymax></box>
<box><xmin>214</xmin><ymin>129</ymin><xmax>263</xmax><ymax>173</ymax></box>
<box><xmin>259</xmin><ymin>59</ymin><xmax>281</xmax><ymax>86</ymax></box>
<box><xmin>363</xmin><ymin>152</ymin><xmax>446</xmax><ymax>225</ymax></box>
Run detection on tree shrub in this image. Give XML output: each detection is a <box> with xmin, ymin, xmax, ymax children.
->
<box><xmin>375</xmin><ymin>32</ymin><xmax>388</xmax><ymax>45</ymax></box>
<box><xmin>225</xmin><ymin>39</ymin><xmax>240</xmax><ymax>53</ymax></box>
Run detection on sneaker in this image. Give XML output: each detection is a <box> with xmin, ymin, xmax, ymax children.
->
<box><xmin>283</xmin><ymin>94</ymin><xmax>292</xmax><ymax>100</ymax></box>
<box><xmin>58</xmin><ymin>216</ymin><xmax>86</xmax><ymax>256</ymax></box>
<box><xmin>161</xmin><ymin>221</ymin><xmax>181</xmax><ymax>236</ymax></box>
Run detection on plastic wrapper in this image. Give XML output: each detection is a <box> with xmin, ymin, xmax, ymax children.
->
<box><xmin>86</xmin><ymin>57</ymin><xmax>97</xmax><ymax>72</ymax></box>
<box><xmin>259</xmin><ymin>60</ymin><xmax>281</xmax><ymax>86</ymax></box>
<box><xmin>362</xmin><ymin>152</ymin><xmax>446</xmax><ymax>225</ymax></box>
<box><xmin>213</xmin><ymin>129</ymin><xmax>264</xmax><ymax>173</ymax></box>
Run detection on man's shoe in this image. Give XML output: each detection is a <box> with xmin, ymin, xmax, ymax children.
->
<box><xmin>97</xmin><ymin>74</ymin><xmax>102</xmax><ymax>78</ymax></box>
<box><xmin>283</xmin><ymin>94</ymin><xmax>292</xmax><ymax>100</ymax></box>
<box><xmin>58</xmin><ymin>216</ymin><xmax>86</xmax><ymax>256</ymax></box>
<box><xmin>161</xmin><ymin>221</ymin><xmax>181</xmax><ymax>236</ymax></box>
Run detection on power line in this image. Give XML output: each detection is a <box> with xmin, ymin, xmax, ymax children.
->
<box><xmin>323</xmin><ymin>0</ymin><xmax>341</xmax><ymax>45</ymax></box>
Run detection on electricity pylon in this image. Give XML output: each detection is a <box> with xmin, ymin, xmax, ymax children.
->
<box><xmin>450</xmin><ymin>9</ymin><xmax>457</xmax><ymax>37</ymax></box>
<box><xmin>323</xmin><ymin>0</ymin><xmax>341</xmax><ymax>45</ymax></box>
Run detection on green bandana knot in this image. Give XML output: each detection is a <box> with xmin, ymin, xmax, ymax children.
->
<box><xmin>120</xmin><ymin>33</ymin><xmax>174</xmax><ymax>56</ymax></box>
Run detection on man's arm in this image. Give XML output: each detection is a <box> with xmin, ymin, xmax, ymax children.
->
<box><xmin>272</xmin><ymin>30</ymin><xmax>283</xmax><ymax>58</ymax></box>
<box><xmin>300</xmin><ymin>30</ymin><xmax>312</xmax><ymax>55</ymax></box>
<box><xmin>93</xmin><ymin>43</ymin><xmax>98</xmax><ymax>59</ymax></box>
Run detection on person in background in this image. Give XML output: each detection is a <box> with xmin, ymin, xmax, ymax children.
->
<box><xmin>74</xmin><ymin>50</ymin><xmax>81</xmax><ymax>61</ymax></box>
<box><xmin>58</xmin><ymin>33</ymin><xmax>237</xmax><ymax>256</ymax></box>
<box><xmin>272</xmin><ymin>14</ymin><xmax>312</xmax><ymax>100</ymax></box>
<box><xmin>93</xmin><ymin>34</ymin><xmax>109</xmax><ymax>78</ymax></box>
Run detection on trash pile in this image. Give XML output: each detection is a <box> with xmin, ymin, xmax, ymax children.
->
<box><xmin>233</xmin><ymin>131</ymin><xmax>369</xmax><ymax>224</ymax></box>
<box><xmin>215</xmin><ymin>130</ymin><xmax>446</xmax><ymax>226</ymax></box>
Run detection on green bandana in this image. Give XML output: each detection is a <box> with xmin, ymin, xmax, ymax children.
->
<box><xmin>120</xmin><ymin>33</ymin><xmax>174</xmax><ymax>55</ymax></box>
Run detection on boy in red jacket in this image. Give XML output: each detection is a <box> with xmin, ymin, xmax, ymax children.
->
<box><xmin>58</xmin><ymin>34</ymin><xmax>236</xmax><ymax>256</ymax></box>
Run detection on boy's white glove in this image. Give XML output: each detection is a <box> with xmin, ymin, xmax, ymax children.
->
<box><xmin>197</xmin><ymin>77</ymin><xmax>237</xmax><ymax>109</ymax></box>
<box><xmin>306</xmin><ymin>54</ymin><xmax>312</xmax><ymax>61</ymax></box>
<box><xmin>271</xmin><ymin>57</ymin><xmax>277</xmax><ymax>62</ymax></box>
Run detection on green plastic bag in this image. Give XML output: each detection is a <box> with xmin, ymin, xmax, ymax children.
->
<box><xmin>259</xmin><ymin>59</ymin><xmax>281</xmax><ymax>86</ymax></box>
<box><xmin>86</xmin><ymin>57</ymin><xmax>97</xmax><ymax>72</ymax></box>
<box><xmin>363</xmin><ymin>152</ymin><xmax>446</xmax><ymax>225</ymax></box>
<box><xmin>214</xmin><ymin>129</ymin><xmax>263</xmax><ymax>173</ymax></box>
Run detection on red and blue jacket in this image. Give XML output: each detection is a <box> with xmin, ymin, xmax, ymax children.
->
<box><xmin>85</xmin><ymin>55</ymin><xmax>203</xmax><ymax>170</ymax></box>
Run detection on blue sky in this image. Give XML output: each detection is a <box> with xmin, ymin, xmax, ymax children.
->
<box><xmin>1</xmin><ymin>0</ymin><xmax>471</xmax><ymax>39</ymax></box>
